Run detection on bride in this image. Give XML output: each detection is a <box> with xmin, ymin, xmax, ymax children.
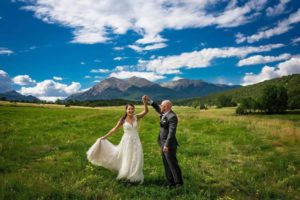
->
<box><xmin>87</xmin><ymin>98</ymin><xmax>148</xmax><ymax>183</ymax></box>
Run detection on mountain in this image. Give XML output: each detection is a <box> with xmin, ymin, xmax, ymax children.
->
<box><xmin>0</xmin><ymin>90</ymin><xmax>40</xmax><ymax>102</ymax></box>
<box><xmin>174</xmin><ymin>74</ymin><xmax>300</xmax><ymax>106</ymax></box>
<box><xmin>160</xmin><ymin>79</ymin><xmax>240</xmax><ymax>99</ymax></box>
<box><xmin>65</xmin><ymin>76</ymin><xmax>240</xmax><ymax>101</ymax></box>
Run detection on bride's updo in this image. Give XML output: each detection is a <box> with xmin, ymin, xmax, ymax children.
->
<box><xmin>121</xmin><ymin>104</ymin><xmax>135</xmax><ymax>124</ymax></box>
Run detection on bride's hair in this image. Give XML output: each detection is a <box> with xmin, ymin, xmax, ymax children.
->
<box><xmin>121</xmin><ymin>103</ymin><xmax>135</xmax><ymax>124</ymax></box>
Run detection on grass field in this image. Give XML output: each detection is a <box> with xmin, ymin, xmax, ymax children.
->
<box><xmin>1</xmin><ymin>101</ymin><xmax>300</xmax><ymax>199</ymax></box>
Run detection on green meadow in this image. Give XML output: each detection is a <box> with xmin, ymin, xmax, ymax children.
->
<box><xmin>1</xmin><ymin>101</ymin><xmax>300</xmax><ymax>200</ymax></box>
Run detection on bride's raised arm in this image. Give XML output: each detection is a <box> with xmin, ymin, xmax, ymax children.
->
<box><xmin>100</xmin><ymin>118</ymin><xmax>123</xmax><ymax>140</ymax></box>
<box><xmin>136</xmin><ymin>97</ymin><xmax>149</xmax><ymax>120</ymax></box>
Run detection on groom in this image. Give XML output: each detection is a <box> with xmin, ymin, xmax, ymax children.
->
<box><xmin>143</xmin><ymin>95</ymin><xmax>183</xmax><ymax>187</ymax></box>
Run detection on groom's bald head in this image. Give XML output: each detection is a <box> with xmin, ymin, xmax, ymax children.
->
<box><xmin>161</xmin><ymin>100</ymin><xmax>172</xmax><ymax>113</ymax></box>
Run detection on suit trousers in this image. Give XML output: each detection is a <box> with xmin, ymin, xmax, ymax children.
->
<box><xmin>161</xmin><ymin>147</ymin><xmax>183</xmax><ymax>185</ymax></box>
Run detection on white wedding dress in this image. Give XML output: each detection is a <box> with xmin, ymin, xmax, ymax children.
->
<box><xmin>87</xmin><ymin>116</ymin><xmax>144</xmax><ymax>183</ymax></box>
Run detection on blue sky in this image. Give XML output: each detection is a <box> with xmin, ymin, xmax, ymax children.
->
<box><xmin>0</xmin><ymin>0</ymin><xmax>300</xmax><ymax>101</ymax></box>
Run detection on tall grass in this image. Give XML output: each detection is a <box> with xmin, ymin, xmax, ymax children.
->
<box><xmin>1</xmin><ymin>102</ymin><xmax>299</xmax><ymax>199</ymax></box>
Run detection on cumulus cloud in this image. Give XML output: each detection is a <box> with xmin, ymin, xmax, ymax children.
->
<box><xmin>0</xmin><ymin>47</ymin><xmax>13</xmax><ymax>55</ymax></box>
<box><xmin>138</xmin><ymin>43</ymin><xmax>284</xmax><ymax>74</ymax></box>
<box><xmin>19</xmin><ymin>80</ymin><xmax>81</xmax><ymax>100</ymax></box>
<box><xmin>21</xmin><ymin>0</ymin><xmax>267</xmax><ymax>45</ymax></box>
<box><xmin>0</xmin><ymin>70</ymin><xmax>13</xmax><ymax>92</ymax></box>
<box><xmin>236</xmin><ymin>8</ymin><xmax>300</xmax><ymax>43</ymax></box>
<box><xmin>90</xmin><ymin>68</ymin><xmax>110</xmax><ymax>73</ymax></box>
<box><xmin>242</xmin><ymin>57</ymin><xmax>300</xmax><ymax>85</ymax></box>
<box><xmin>238</xmin><ymin>53</ymin><xmax>291</xmax><ymax>66</ymax></box>
<box><xmin>109</xmin><ymin>71</ymin><xmax>165</xmax><ymax>82</ymax></box>
<box><xmin>12</xmin><ymin>75</ymin><xmax>36</xmax><ymax>86</ymax></box>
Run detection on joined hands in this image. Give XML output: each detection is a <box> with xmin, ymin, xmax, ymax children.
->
<box><xmin>142</xmin><ymin>95</ymin><xmax>150</xmax><ymax>104</ymax></box>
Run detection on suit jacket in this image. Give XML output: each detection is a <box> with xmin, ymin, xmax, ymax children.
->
<box><xmin>151</xmin><ymin>102</ymin><xmax>179</xmax><ymax>148</ymax></box>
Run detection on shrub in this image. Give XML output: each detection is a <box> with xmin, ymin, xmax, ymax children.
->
<box><xmin>236</xmin><ymin>105</ymin><xmax>246</xmax><ymax>115</ymax></box>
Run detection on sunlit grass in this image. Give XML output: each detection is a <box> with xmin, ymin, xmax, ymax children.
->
<box><xmin>1</xmin><ymin>102</ymin><xmax>299</xmax><ymax>199</ymax></box>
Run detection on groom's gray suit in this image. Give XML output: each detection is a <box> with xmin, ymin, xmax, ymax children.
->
<box><xmin>151</xmin><ymin>101</ymin><xmax>183</xmax><ymax>186</ymax></box>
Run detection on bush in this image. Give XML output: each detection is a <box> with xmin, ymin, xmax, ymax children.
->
<box><xmin>192</xmin><ymin>101</ymin><xmax>199</xmax><ymax>109</ymax></box>
<box><xmin>236</xmin><ymin>105</ymin><xmax>246</xmax><ymax>115</ymax></box>
<box><xmin>199</xmin><ymin>104</ymin><xmax>208</xmax><ymax>110</ymax></box>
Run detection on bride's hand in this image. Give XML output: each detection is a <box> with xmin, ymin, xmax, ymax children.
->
<box><xmin>99</xmin><ymin>136</ymin><xmax>106</xmax><ymax>140</ymax></box>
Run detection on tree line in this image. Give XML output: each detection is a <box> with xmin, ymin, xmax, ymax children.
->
<box><xmin>186</xmin><ymin>84</ymin><xmax>300</xmax><ymax>114</ymax></box>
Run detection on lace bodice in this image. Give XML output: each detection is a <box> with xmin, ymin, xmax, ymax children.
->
<box><xmin>123</xmin><ymin>116</ymin><xmax>138</xmax><ymax>135</ymax></box>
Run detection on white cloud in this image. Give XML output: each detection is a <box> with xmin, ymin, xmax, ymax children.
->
<box><xmin>276</xmin><ymin>56</ymin><xmax>300</xmax><ymax>75</ymax></box>
<box><xmin>128</xmin><ymin>45</ymin><xmax>143</xmax><ymax>52</ymax></box>
<box><xmin>109</xmin><ymin>71</ymin><xmax>165</xmax><ymax>82</ymax></box>
<box><xmin>236</xmin><ymin>8</ymin><xmax>300</xmax><ymax>43</ymax></box>
<box><xmin>143</xmin><ymin>43</ymin><xmax>167</xmax><ymax>51</ymax></box>
<box><xmin>114</xmin><ymin>56</ymin><xmax>127</xmax><ymax>61</ymax></box>
<box><xmin>139</xmin><ymin>43</ymin><xmax>284</xmax><ymax>74</ymax></box>
<box><xmin>19</xmin><ymin>80</ymin><xmax>81</xmax><ymax>100</ymax></box>
<box><xmin>80</xmin><ymin>87</ymin><xmax>91</xmax><ymax>92</ymax></box>
<box><xmin>238</xmin><ymin>53</ymin><xmax>291</xmax><ymax>66</ymax></box>
<box><xmin>80</xmin><ymin>61</ymin><xmax>85</xmax><ymax>65</ymax></box>
<box><xmin>0</xmin><ymin>70</ymin><xmax>13</xmax><ymax>92</ymax></box>
<box><xmin>0</xmin><ymin>47</ymin><xmax>13</xmax><ymax>55</ymax></box>
<box><xmin>266</xmin><ymin>0</ymin><xmax>290</xmax><ymax>17</ymax></box>
<box><xmin>37</xmin><ymin>96</ymin><xmax>66</xmax><ymax>102</ymax></box>
<box><xmin>113</xmin><ymin>47</ymin><xmax>124</xmax><ymax>51</ymax></box>
<box><xmin>242</xmin><ymin>57</ymin><xmax>300</xmax><ymax>85</ymax></box>
<box><xmin>291</xmin><ymin>36</ymin><xmax>300</xmax><ymax>45</ymax></box>
<box><xmin>115</xmin><ymin>66</ymin><xmax>125</xmax><ymax>71</ymax></box>
<box><xmin>129</xmin><ymin>42</ymin><xmax>167</xmax><ymax>52</ymax></box>
<box><xmin>90</xmin><ymin>68</ymin><xmax>110</xmax><ymax>73</ymax></box>
<box><xmin>22</xmin><ymin>0</ymin><xmax>267</xmax><ymax>45</ymax></box>
<box><xmin>172</xmin><ymin>76</ymin><xmax>183</xmax><ymax>81</ymax></box>
<box><xmin>135</xmin><ymin>34</ymin><xmax>167</xmax><ymax>44</ymax></box>
<box><xmin>84</xmin><ymin>75</ymin><xmax>92</xmax><ymax>79</ymax></box>
<box><xmin>215</xmin><ymin>77</ymin><xmax>233</xmax><ymax>85</ymax></box>
<box><xmin>53</xmin><ymin>76</ymin><xmax>63</xmax><ymax>81</ymax></box>
<box><xmin>12</xmin><ymin>75</ymin><xmax>36</xmax><ymax>86</ymax></box>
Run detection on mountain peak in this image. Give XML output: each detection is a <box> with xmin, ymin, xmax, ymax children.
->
<box><xmin>127</xmin><ymin>76</ymin><xmax>155</xmax><ymax>88</ymax></box>
<box><xmin>160</xmin><ymin>78</ymin><xmax>206</xmax><ymax>90</ymax></box>
<box><xmin>93</xmin><ymin>77</ymin><xmax>130</xmax><ymax>93</ymax></box>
